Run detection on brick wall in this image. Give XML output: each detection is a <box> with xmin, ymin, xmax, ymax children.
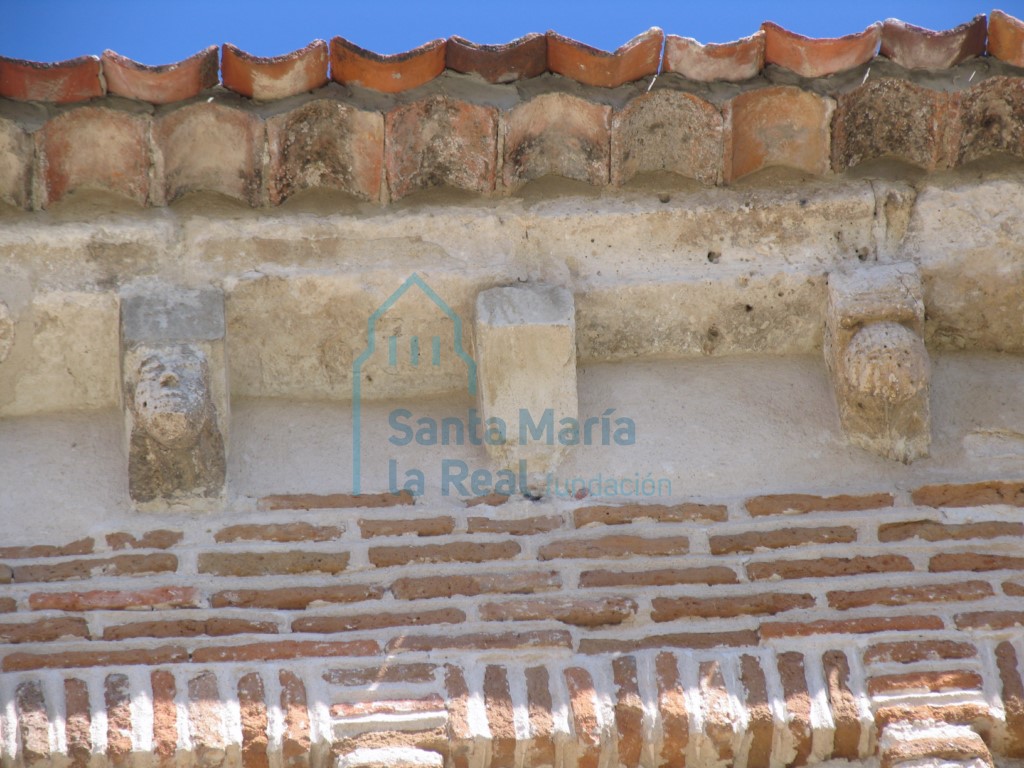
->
<box><xmin>2</xmin><ymin>480</ymin><xmax>1024</xmax><ymax>766</ymax></box>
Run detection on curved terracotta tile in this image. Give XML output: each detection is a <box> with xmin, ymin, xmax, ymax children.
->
<box><xmin>761</xmin><ymin>21</ymin><xmax>880</xmax><ymax>78</ymax></box>
<box><xmin>330</xmin><ymin>37</ymin><xmax>446</xmax><ymax>93</ymax></box>
<box><xmin>664</xmin><ymin>31</ymin><xmax>764</xmax><ymax>82</ymax></box>
<box><xmin>958</xmin><ymin>77</ymin><xmax>1024</xmax><ymax>166</ymax></box>
<box><xmin>546</xmin><ymin>28</ymin><xmax>662</xmax><ymax>88</ymax></box>
<box><xmin>611</xmin><ymin>90</ymin><xmax>723</xmax><ymax>185</ymax></box>
<box><xmin>725</xmin><ymin>86</ymin><xmax>831</xmax><ymax>181</ymax></box>
<box><xmin>0</xmin><ymin>55</ymin><xmax>102</xmax><ymax>103</ymax></box>
<box><xmin>222</xmin><ymin>40</ymin><xmax>328</xmax><ymax>101</ymax></box>
<box><xmin>446</xmin><ymin>33</ymin><xmax>547</xmax><ymax>83</ymax></box>
<box><xmin>833</xmin><ymin>78</ymin><xmax>956</xmax><ymax>172</ymax></box>
<box><xmin>989</xmin><ymin>10</ymin><xmax>1024</xmax><ymax>67</ymax></box>
<box><xmin>880</xmin><ymin>16</ymin><xmax>986</xmax><ymax>69</ymax></box>
<box><xmin>101</xmin><ymin>47</ymin><xmax>218</xmax><ymax>104</ymax></box>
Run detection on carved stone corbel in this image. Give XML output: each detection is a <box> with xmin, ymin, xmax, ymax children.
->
<box><xmin>824</xmin><ymin>263</ymin><xmax>930</xmax><ymax>463</ymax></box>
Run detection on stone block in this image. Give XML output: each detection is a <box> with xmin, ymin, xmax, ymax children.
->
<box><xmin>474</xmin><ymin>284</ymin><xmax>577</xmax><ymax>492</ymax></box>
<box><xmin>120</xmin><ymin>285</ymin><xmax>228</xmax><ymax>509</ymax></box>
<box><xmin>824</xmin><ymin>263</ymin><xmax>930</xmax><ymax>462</ymax></box>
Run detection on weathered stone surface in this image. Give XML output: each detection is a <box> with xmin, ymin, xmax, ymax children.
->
<box><xmin>475</xmin><ymin>284</ymin><xmax>577</xmax><ymax>490</ymax></box>
<box><xmin>385</xmin><ymin>96</ymin><xmax>498</xmax><ymax>199</ymax></box>
<box><xmin>266</xmin><ymin>99</ymin><xmax>383</xmax><ymax>204</ymax></box>
<box><xmin>0</xmin><ymin>117</ymin><xmax>32</xmax><ymax>209</ymax></box>
<box><xmin>0</xmin><ymin>300</ymin><xmax>13</xmax><ymax>364</ymax></box>
<box><xmin>825</xmin><ymin>263</ymin><xmax>930</xmax><ymax>462</ymax></box>
<box><xmin>957</xmin><ymin>77</ymin><xmax>1024</xmax><ymax>166</ymax></box>
<box><xmin>611</xmin><ymin>90</ymin><xmax>722</xmax><ymax>186</ymax></box>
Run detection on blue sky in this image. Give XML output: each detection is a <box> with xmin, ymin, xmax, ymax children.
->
<box><xmin>0</xmin><ymin>0</ymin><xmax>1015</xmax><ymax>62</ymax></box>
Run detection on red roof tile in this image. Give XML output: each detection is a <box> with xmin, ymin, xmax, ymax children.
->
<box><xmin>101</xmin><ymin>47</ymin><xmax>218</xmax><ymax>104</ymax></box>
<box><xmin>0</xmin><ymin>54</ymin><xmax>102</xmax><ymax>103</ymax></box>
<box><xmin>222</xmin><ymin>41</ymin><xmax>328</xmax><ymax>100</ymax></box>
<box><xmin>445</xmin><ymin>33</ymin><xmax>547</xmax><ymax>83</ymax></box>
<box><xmin>762</xmin><ymin>21</ymin><xmax>880</xmax><ymax>77</ymax></box>
<box><xmin>880</xmin><ymin>16</ymin><xmax>986</xmax><ymax>70</ymax></box>
<box><xmin>663</xmin><ymin>31</ymin><xmax>764</xmax><ymax>82</ymax></box>
<box><xmin>546</xmin><ymin>28</ymin><xmax>662</xmax><ymax>88</ymax></box>
<box><xmin>329</xmin><ymin>37</ymin><xmax>446</xmax><ymax>93</ymax></box>
<box><xmin>989</xmin><ymin>10</ymin><xmax>1024</xmax><ymax>67</ymax></box>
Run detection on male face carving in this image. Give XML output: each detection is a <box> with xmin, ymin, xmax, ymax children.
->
<box><xmin>133</xmin><ymin>347</ymin><xmax>210</xmax><ymax>449</ymax></box>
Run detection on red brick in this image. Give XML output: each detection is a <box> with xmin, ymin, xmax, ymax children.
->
<box><xmin>480</xmin><ymin>596</ymin><xmax>637</xmax><ymax>627</ymax></box>
<box><xmin>832</xmin><ymin>79</ymin><xmax>957</xmax><ymax>172</ymax></box>
<box><xmin>211</xmin><ymin>584</ymin><xmax>383</xmax><ymax>609</ymax></box>
<box><xmin>823</xmin><ymin>651</ymin><xmax>861</xmax><ymax>760</ymax></box>
<box><xmin>612</xmin><ymin>656</ymin><xmax>643</xmax><ymax>768</ymax></box>
<box><xmin>525</xmin><ymin>666</ymin><xmax>556</xmax><ymax>768</ymax></box>
<box><xmin>12</xmin><ymin>553</ymin><xmax>177</xmax><ymax>583</ymax></box>
<box><xmin>188</xmin><ymin>672</ymin><xmax>224</xmax><ymax>763</ymax></box>
<box><xmin>881</xmin><ymin>728</ymin><xmax>992</xmax><ymax>768</ymax></box>
<box><xmin>214</xmin><ymin>522</ymin><xmax>342</xmax><ymax>543</ymax></box>
<box><xmin>192</xmin><ymin>639</ymin><xmax>378</xmax><ymax>663</ymax></box>
<box><xmin>827</xmin><ymin>580</ymin><xmax>994</xmax><ymax>610</ymax></box>
<box><xmin>761</xmin><ymin>615</ymin><xmax>943</xmax><ymax>639</ymax></box>
<box><xmin>710</xmin><ymin>526</ymin><xmax>855</xmax><ymax>555</ymax></box>
<box><xmin>197</xmin><ymin>550</ymin><xmax>348</xmax><ymax>576</ymax></box>
<box><xmin>930</xmin><ymin>553</ymin><xmax>1024</xmax><ymax>573</ymax></box>
<box><xmin>778</xmin><ymin>652</ymin><xmax>812</xmax><ymax>766</ymax></box>
<box><xmin>580</xmin><ymin>565</ymin><xmax>738</xmax><ymax>588</ymax></box>
<box><xmin>359</xmin><ymin>516</ymin><xmax>455</xmax><ymax>538</ymax></box>
<box><xmin>392</xmin><ymin>570</ymin><xmax>560</xmax><ymax>600</ymax></box>
<box><xmin>0</xmin><ymin>596</ymin><xmax>14</xmax><ymax>612</ymax></box>
<box><xmin>385</xmin><ymin>96</ymin><xmax>498</xmax><ymax>199</ymax></box>
<box><xmin>323</xmin><ymin>664</ymin><xmax>437</xmax><ymax>686</ymax></box>
<box><xmin>868</xmin><ymin>670</ymin><xmax>983</xmax><ymax>696</ymax></box>
<box><xmin>106</xmin><ymin>530</ymin><xmax>183</xmax><ymax>550</ymax></box>
<box><xmin>875</xmin><ymin>702</ymin><xmax>990</xmax><ymax>731</ymax></box>
<box><xmin>546</xmin><ymin>29</ymin><xmax>662</xmax><ymax>88</ymax></box>
<box><xmin>0</xmin><ymin>617</ymin><xmax>89</xmax><ymax>643</ymax></box>
<box><xmin>748</xmin><ymin>555</ymin><xmax>913</xmax><ymax>581</ymax></box>
<box><xmin>238</xmin><ymin>673</ymin><xmax>269</xmax><ymax>768</ymax></box>
<box><xmin>954</xmin><ymin>611</ymin><xmax>1024</xmax><ymax>630</ymax></box>
<box><xmin>331</xmin><ymin>695</ymin><xmax>446</xmax><ymax>719</ymax></box>
<box><xmin>997</xmin><ymin>641</ymin><xmax>1024</xmax><ymax>756</ymax></box>
<box><xmin>29</xmin><ymin>586</ymin><xmax>198</xmax><ymax>611</ymax></box>
<box><xmin>15</xmin><ymin>680</ymin><xmax>49</xmax><ymax>766</ymax></box>
<box><xmin>483</xmin><ymin>666</ymin><xmax>516</xmax><ymax>768</ymax></box>
<box><xmin>1006</xmin><ymin>580</ymin><xmax>1024</xmax><ymax>597</ymax></box>
<box><xmin>574</xmin><ymin>501</ymin><xmax>726</xmax><ymax>527</ymax></box>
<box><xmin>467</xmin><ymin>515</ymin><xmax>562</xmax><ymax>535</ymax></box>
<box><xmin>464</xmin><ymin>492</ymin><xmax>511</xmax><ymax>508</ymax></box>
<box><xmin>725</xmin><ymin>87</ymin><xmax>831</xmax><ymax>182</ymax></box>
<box><xmin>151</xmin><ymin>670</ymin><xmax>177</xmax><ymax>762</ymax></box>
<box><xmin>564</xmin><ymin>667</ymin><xmax>601</xmax><ymax>768</ymax></box>
<box><xmin>502</xmin><ymin>93</ymin><xmax>611</xmax><ymax>190</ymax></box>
<box><xmin>64</xmin><ymin>679</ymin><xmax>91</xmax><ymax>768</ymax></box>
<box><xmin>653</xmin><ymin>592</ymin><xmax>813</xmax><ymax>621</ymax></box>
<box><xmin>879</xmin><ymin>519</ymin><xmax>1024</xmax><ymax>542</ymax></box>
<box><xmin>664</xmin><ymin>31</ymin><xmax>765</xmax><ymax>82</ymax></box>
<box><xmin>539</xmin><ymin>534</ymin><xmax>688</xmax><ymax>560</ymax></box>
<box><xmin>370</xmin><ymin>540</ymin><xmax>519</xmax><ymax>567</ymax></box>
<box><xmin>580</xmin><ymin>629</ymin><xmax>759</xmax><ymax>655</ymax></box>
<box><xmin>292</xmin><ymin>608</ymin><xmax>464</xmax><ymax>633</ymax></box>
<box><xmin>762</xmin><ymin>21</ymin><xmax>879</xmax><ymax>77</ymax></box>
<box><xmin>656</xmin><ymin>652</ymin><xmax>689</xmax><ymax>765</ymax></box>
<box><xmin>221</xmin><ymin>41</ymin><xmax>328</xmax><ymax>101</ymax></box>
<box><xmin>38</xmin><ymin>108</ymin><xmax>150</xmax><ymax>206</ymax></box>
<box><xmin>990</xmin><ymin>11</ymin><xmax>1024</xmax><ymax>67</ymax></box>
<box><xmin>105</xmin><ymin>674</ymin><xmax>132</xmax><ymax>766</ymax></box>
<box><xmin>747</xmin><ymin>492</ymin><xmax>893</xmax><ymax>517</ymax></box>
<box><xmin>387</xmin><ymin>630</ymin><xmax>572</xmax><ymax>654</ymax></box>
<box><xmin>865</xmin><ymin>640</ymin><xmax>977</xmax><ymax>664</ymax></box>
<box><xmin>258</xmin><ymin>490</ymin><xmax>414</xmax><ymax>510</ymax></box>
<box><xmin>0</xmin><ymin>55</ymin><xmax>102</xmax><ymax>103</ymax></box>
<box><xmin>445</xmin><ymin>664</ymin><xmax>472</xmax><ymax>745</ymax></box>
<box><xmin>912</xmin><ymin>480</ymin><xmax>1024</xmax><ymax>508</ymax></box>
<box><xmin>3</xmin><ymin>645</ymin><xmax>188</xmax><ymax>671</ymax></box>
<box><xmin>154</xmin><ymin>102</ymin><xmax>263</xmax><ymax>205</ymax></box>
<box><xmin>611</xmin><ymin>91</ymin><xmax>723</xmax><ymax>187</ymax></box>
<box><xmin>0</xmin><ymin>537</ymin><xmax>94</xmax><ymax>558</ymax></box>
<box><xmin>102</xmin><ymin>618</ymin><xmax>277</xmax><ymax>640</ymax></box>
<box><xmin>740</xmin><ymin>655</ymin><xmax>773</xmax><ymax>768</ymax></box>
<box><xmin>101</xmin><ymin>47</ymin><xmax>218</xmax><ymax>105</ymax></box>
<box><xmin>279</xmin><ymin>671</ymin><xmax>310</xmax><ymax>768</ymax></box>
<box><xmin>266</xmin><ymin>99</ymin><xmax>382</xmax><ymax>204</ymax></box>
<box><xmin>700</xmin><ymin>660</ymin><xmax>736</xmax><ymax>761</ymax></box>
<box><xmin>958</xmin><ymin>77</ymin><xmax>1024</xmax><ymax>166</ymax></box>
